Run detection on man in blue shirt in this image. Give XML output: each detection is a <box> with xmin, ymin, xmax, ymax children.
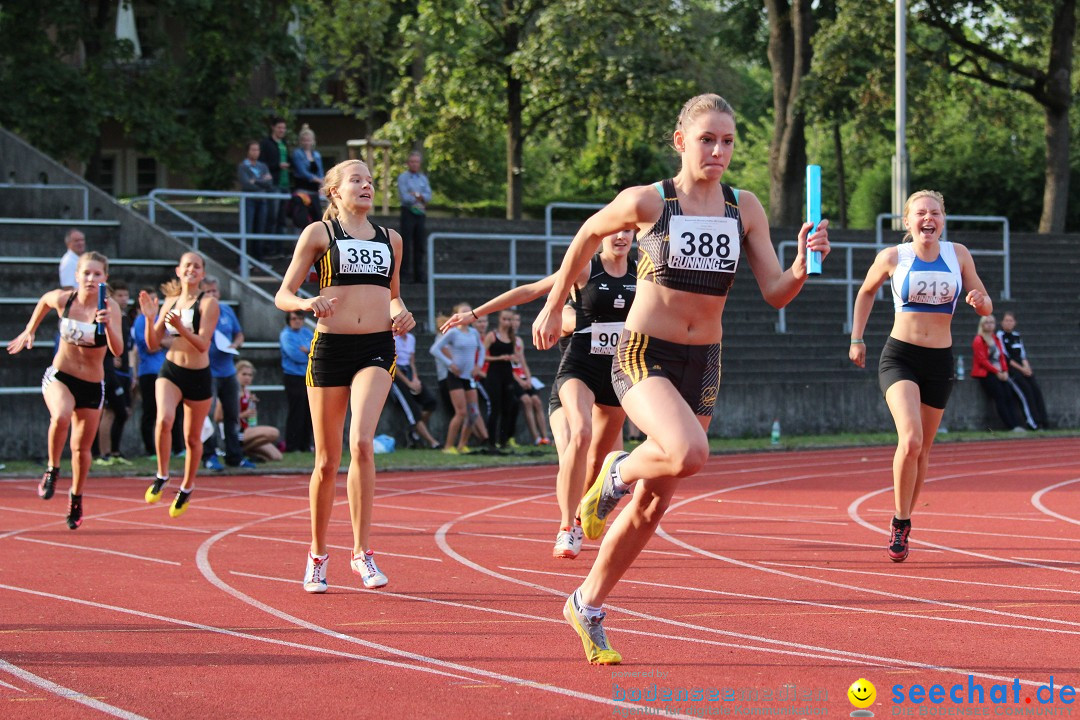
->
<box><xmin>201</xmin><ymin>277</ymin><xmax>255</xmax><ymax>469</ymax></box>
<box><xmin>396</xmin><ymin>151</ymin><xmax>432</xmax><ymax>284</ymax></box>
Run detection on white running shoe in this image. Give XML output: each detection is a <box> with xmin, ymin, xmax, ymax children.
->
<box><xmin>303</xmin><ymin>552</ymin><xmax>329</xmax><ymax>593</ymax></box>
<box><xmin>552</xmin><ymin>525</ymin><xmax>584</xmax><ymax>559</ymax></box>
<box><xmin>351</xmin><ymin>550</ymin><xmax>388</xmax><ymax>588</ymax></box>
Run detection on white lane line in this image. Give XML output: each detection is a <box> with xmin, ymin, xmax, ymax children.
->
<box><xmin>93</xmin><ymin>517</ymin><xmax>213</xmax><ymax>534</ymax></box>
<box><xmin>676</xmin><ymin>528</ymin><xmax>944</xmax><ymax>554</ymax></box>
<box><xmin>375</xmin><ymin>503</ymin><xmax>461</xmax><ymax>515</ymax></box>
<box><xmin>0</xmin><ymin>676</ymin><xmax>24</xmax><ymax>691</ymax></box>
<box><xmin>503</xmin><ymin>565</ymin><xmax>1080</xmax><ymax>635</ymax></box>
<box><xmin>846</xmin><ymin>460</ymin><xmax>1080</xmax><ymax>575</ymax></box>
<box><xmin>758</xmin><ymin>561</ymin><xmax>1080</xmax><ymax>595</ymax></box>
<box><xmin>432</xmin><ymin>488</ymin><xmax>1055</xmax><ymax>689</ymax></box>
<box><xmin>14</xmin><ymin>537</ymin><xmax>180</xmax><ymax>566</ymax></box>
<box><xmin>0</xmin><ymin>658</ymin><xmax>147</xmax><ymax>719</ymax></box>
<box><xmin>235</xmin><ymin>534</ymin><xmax>442</xmax><ymax>563</ymax></box>
<box><xmin>0</xmin><ymin>505</ymin><xmax>58</xmax><ymax>517</ymax></box>
<box><xmin>909</xmin><ymin>527</ymin><xmax>1080</xmax><ymax>543</ymax></box>
<box><xmin>672</xmin><ymin>512</ymin><xmax>849</xmax><ymax>526</ymax></box>
<box><xmin>0</xmin><ymin>583</ymin><xmax>476</xmax><ymax>683</ymax></box>
<box><xmin>455</xmin><ymin>531</ymin><xmax>692</xmax><ymax>557</ymax></box>
<box><xmin>863</xmin><ymin>509</ymin><xmax>1055</xmax><ymax>522</ymax></box>
<box><xmin>1031</xmin><ymin>478</ymin><xmax>1080</xmax><ymax>526</ymax></box>
<box><xmin>705</xmin><ymin>499</ymin><xmax>839</xmax><ymax>510</ymax></box>
<box><xmin>195</xmin><ymin>512</ymin><xmax>696</xmax><ymax>719</ymax></box>
<box><xmin>1011</xmin><ymin>557</ymin><xmax>1080</xmax><ymax>566</ymax></box>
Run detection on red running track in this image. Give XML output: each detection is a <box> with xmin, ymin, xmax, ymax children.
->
<box><xmin>2</xmin><ymin>437</ymin><xmax>1079</xmax><ymax>719</ymax></box>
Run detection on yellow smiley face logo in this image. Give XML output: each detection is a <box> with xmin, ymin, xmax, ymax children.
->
<box><xmin>848</xmin><ymin>679</ymin><xmax>876</xmax><ymax>709</ymax></box>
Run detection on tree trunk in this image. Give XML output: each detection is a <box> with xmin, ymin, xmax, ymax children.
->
<box><xmin>766</xmin><ymin>0</ymin><xmax>813</xmax><ymax>227</ymax></box>
<box><xmin>1037</xmin><ymin>0</ymin><xmax>1074</xmax><ymax>234</ymax></box>
<box><xmin>832</xmin><ymin>121</ymin><xmax>847</xmax><ymax>229</ymax></box>
<box><xmin>506</xmin><ymin>70</ymin><xmax>523</xmax><ymax>220</ymax></box>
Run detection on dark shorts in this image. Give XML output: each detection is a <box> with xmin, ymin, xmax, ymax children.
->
<box><xmin>552</xmin><ymin>336</ymin><xmax>620</xmax><ymax>410</ymax></box>
<box><xmin>444</xmin><ymin>375</ymin><xmax>477</xmax><ymax>392</ymax></box>
<box><xmin>104</xmin><ymin>372</ymin><xmax>132</xmax><ymax>410</ymax></box>
<box><xmin>611</xmin><ymin>329</ymin><xmax>722</xmax><ymax>417</ymax></box>
<box><xmin>42</xmin><ymin>366</ymin><xmax>104</xmax><ymax>410</ymax></box>
<box><xmin>159</xmin><ymin>359</ymin><xmax>213</xmax><ymax>401</ymax></box>
<box><xmin>877</xmin><ymin>337</ymin><xmax>955</xmax><ymax>409</ymax></box>
<box><xmin>393</xmin><ymin>365</ymin><xmax>437</xmax><ymax>412</ymax></box>
<box><xmin>307</xmin><ymin>331</ymin><xmax>396</xmax><ymax>388</ymax></box>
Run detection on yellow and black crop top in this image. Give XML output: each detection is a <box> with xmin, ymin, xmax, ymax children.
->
<box><xmin>313</xmin><ymin>218</ymin><xmax>395</xmax><ymax>290</ymax></box>
<box><xmin>637</xmin><ymin>179</ymin><xmax>744</xmax><ymax>297</ymax></box>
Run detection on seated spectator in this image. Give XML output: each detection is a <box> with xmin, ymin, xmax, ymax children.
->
<box><xmin>389</xmin><ymin>330</ymin><xmax>442</xmax><ymax>449</ymax></box>
<box><xmin>231</xmin><ymin>360</ymin><xmax>282</xmax><ymax>462</ymax></box>
<box><xmin>279</xmin><ymin>311</ymin><xmax>314</xmax><ymax>452</ymax></box>
<box><xmin>971</xmin><ymin>315</ymin><xmax>1027</xmax><ymax>432</ymax></box>
<box><xmin>997</xmin><ymin>311</ymin><xmax>1049</xmax><ymax>430</ymax></box>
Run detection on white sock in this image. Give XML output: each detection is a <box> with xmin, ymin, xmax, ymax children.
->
<box><xmin>611</xmin><ymin>455</ymin><xmax>632</xmax><ymax>495</ymax></box>
<box><xmin>575</xmin><ymin>589</ymin><xmax>604</xmax><ymax>619</ymax></box>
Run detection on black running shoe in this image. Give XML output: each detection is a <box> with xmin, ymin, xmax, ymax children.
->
<box><xmin>888</xmin><ymin>517</ymin><xmax>911</xmax><ymax>562</ymax></box>
<box><xmin>169</xmin><ymin>488</ymin><xmax>192</xmax><ymax>518</ymax></box>
<box><xmin>38</xmin><ymin>467</ymin><xmax>58</xmax><ymax>500</ymax></box>
<box><xmin>66</xmin><ymin>494</ymin><xmax>83</xmax><ymax>530</ymax></box>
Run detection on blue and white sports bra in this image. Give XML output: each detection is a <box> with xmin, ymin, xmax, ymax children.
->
<box><xmin>891</xmin><ymin>241</ymin><xmax>962</xmax><ymax>315</ymax></box>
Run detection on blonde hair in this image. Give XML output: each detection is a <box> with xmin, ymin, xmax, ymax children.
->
<box><xmin>77</xmin><ymin>251</ymin><xmax>109</xmax><ymax>276</ymax></box>
<box><xmin>676</xmin><ymin>93</ymin><xmax>736</xmax><ymax>133</ymax></box>
<box><xmin>298</xmin><ymin>124</ymin><xmax>315</xmax><ymax>144</ymax></box>
<box><xmin>976</xmin><ymin>314</ymin><xmax>997</xmax><ymax>345</ymax></box>
<box><xmin>234</xmin><ymin>359</ymin><xmax>255</xmax><ymax>374</ymax></box>
<box><xmin>161</xmin><ymin>252</ymin><xmax>205</xmax><ymax>297</ymax></box>
<box><xmin>321</xmin><ymin>159</ymin><xmax>369</xmax><ymax>221</ymax></box>
<box><xmin>902</xmin><ymin>190</ymin><xmax>946</xmax><ymax>243</ymax></box>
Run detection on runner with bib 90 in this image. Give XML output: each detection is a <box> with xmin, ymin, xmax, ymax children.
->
<box><xmin>531</xmin><ymin>93</ymin><xmax>831</xmax><ymax>665</ymax></box>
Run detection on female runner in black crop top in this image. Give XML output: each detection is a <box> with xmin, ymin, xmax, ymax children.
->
<box><xmin>8</xmin><ymin>251</ymin><xmax>123</xmax><ymax>529</ymax></box>
<box><xmin>532</xmin><ymin>93</ymin><xmax>831</xmax><ymax>665</ymax></box>
<box><xmin>138</xmin><ymin>251</ymin><xmax>220</xmax><ymax>519</ymax></box>
<box><xmin>275</xmin><ymin>159</ymin><xmax>415</xmax><ymax>593</ymax></box>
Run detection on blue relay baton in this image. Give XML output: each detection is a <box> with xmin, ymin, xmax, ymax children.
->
<box><xmin>97</xmin><ymin>282</ymin><xmax>107</xmax><ymax>334</ymax></box>
<box><xmin>806</xmin><ymin>165</ymin><xmax>823</xmax><ymax>276</ymax></box>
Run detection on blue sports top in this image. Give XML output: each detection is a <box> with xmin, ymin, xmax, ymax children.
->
<box><xmin>891</xmin><ymin>241</ymin><xmax>962</xmax><ymax>315</ymax></box>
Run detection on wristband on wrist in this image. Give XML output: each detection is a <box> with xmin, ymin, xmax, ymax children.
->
<box><xmin>470</xmin><ymin>309</ymin><xmax>478</xmax><ymax>320</ymax></box>
<box><xmin>850</xmin><ymin>338</ymin><xmax>865</xmax><ymax>345</ymax></box>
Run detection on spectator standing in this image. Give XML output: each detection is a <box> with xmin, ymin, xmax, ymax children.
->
<box><xmin>279</xmin><ymin>310</ymin><xmax>314</xmax><ymax>452</ymax></box>
<box><xmin>290</xmin><ymin>125</ymin><xmax>325</xmax><ymax>227</ymax></box>
<box><xmin>258</xmin><ymin>116</ymin><xmax>291</xmax><ymax>236</ymax></box>
<box><xmin>389</xmin><ymin>330</ymin><xmax>442</xmax><ymax>449</ymax></box>
<box><xmin>396</xmin><ymin>151</ymin><xmax>431</xmax><ymax>283</ymax></box>
<box><xmin>997</xmin><ymin>311</ymin><xmax>1049</xmax><ymax>430</ymax></box>
<box><xmin>132</xmin><ymin>286</ymin><xmax>183</xmax><ymax>457</ymax></box>
<box><xmin>58</xmin><ymin>228</ymin><xmax>86</xmax><ymax>289</ymax></box>
<box><xmin>200</xmin><ymin>276</ymin><xmax>253</xmax><ymax>470</ymax></box>
<box><xmin>971</xmin><ymin>315</ymin><xmax>1027</xmax><ymax>431</ymax></box>
<box><xmin>236</xmin><ymin>139</ymin><xmax>273</xmax><ymax>243</ymax></box>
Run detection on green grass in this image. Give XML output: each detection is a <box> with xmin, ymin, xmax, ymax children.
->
<box><xmin>1</xmin><ymin>428</ymin><xmax>1075</xmax><ymax>478</ymax></box>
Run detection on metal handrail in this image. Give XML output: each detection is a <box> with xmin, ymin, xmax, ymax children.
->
<box><xmin>544</xmin><ymin>202</ymin><xmax>603</xmax><ymax>237</ymax></box>
<box><xmin>424</xmin><ymin>232</ymin><xmax>573</xmax><ymax>331</ymax></box>
<box><xmin>876</xmin><ymin>213</ymin><xmax>1010</xmax><ymax>299</ymax></box>
<box><xmin>134</xmin><ymin>190</ymin><xmax>301</xmax><ymax>291</ymax></box>
<box><xmin>0</xmin><ymin>183</ymin><xmax>91</xmax><ymax>219</ymax></box>
<box><xmin>776</xmin><ymin>241</ymin><xmax>880</xmax><ymax>334</ymax></box>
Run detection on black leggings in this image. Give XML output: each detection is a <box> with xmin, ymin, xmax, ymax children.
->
<box><xmin>977</xmin><ymin>375</ymin><xmax>1022</xmax><ymax>430</ymax></box>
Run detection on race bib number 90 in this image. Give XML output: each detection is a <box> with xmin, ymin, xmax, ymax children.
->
<box><xmin>338</xmin><ymin>239</ymin><xmax>390</xmax><ymax>277</ymax></box>
<box><xmin>906</xmin><ymin>271</ymin><xmax>955</xmax><ymax>305</ymax></box>
<box><xmin>589</xmin><ymin>322</ymin><xmax>623</xmax><ymax>356</ymax></box>
<box><xmin>668</xmin><ymin>215</ymin><xmax>740</xmax><ymax>272</ymax></box>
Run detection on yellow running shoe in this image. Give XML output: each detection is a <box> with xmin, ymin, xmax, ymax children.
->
<box><xmin>578</xmin><ymin>451</ymin><xmax>629</xmax><ymax>540</ymax></box>
<box><xmin>145</xmin><ymin>476</ymin><xmax>168</xmax><ymax>503</ymax></box>
<box><xmin>563</xmin><ymin>591</ymin><xmax>621</xmax><ymax>665</ymax></box>
<box><xmin>168</xmin><ymin>488</ymin><xmax>192</xmax><ymax>518</ymax></box>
